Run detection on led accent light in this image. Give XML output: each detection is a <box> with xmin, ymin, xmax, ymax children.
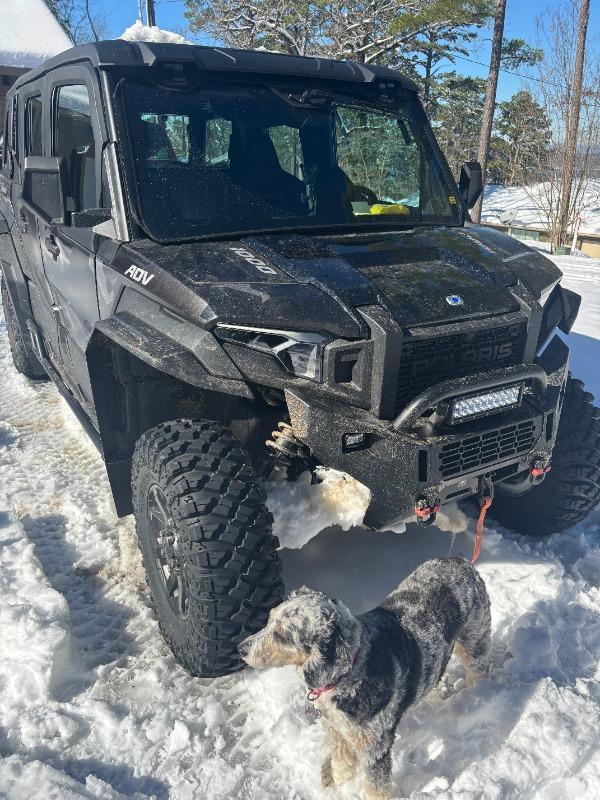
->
<box><xmin>215</xmin><ymin>324</ymin><xmax>330</xmax><ymax>381</ymax></box>
<box><xmin>452</xmin><ymin>385</ymin><xmax>522</xmax><ymax>422</ymax></box>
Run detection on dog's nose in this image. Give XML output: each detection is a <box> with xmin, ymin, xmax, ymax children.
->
<box><xmin>238</xmin><ymin>639</ymin><xmax>250</xmax><ymax>658</ymax></box>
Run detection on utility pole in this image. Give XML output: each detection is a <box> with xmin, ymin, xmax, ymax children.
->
<box><xmin>556</xmin><ymin>0</ymin><xmax>590</xmax><ymax>250</ymax></box>
<box><xmin>146</xmin><ymin>0</ymin><xmax>156</xmax><ymax>26</ymax></box>
<box><xmin>472</xmin><ymin>0</ymin><xmax>507</xmax><ymax>223</ymax></box>
<box><xmin>137</xmin><ymin>0</ymin><xmax>144</xmax><ymax>22</ymax></box>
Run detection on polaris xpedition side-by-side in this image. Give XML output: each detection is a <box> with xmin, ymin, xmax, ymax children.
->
<box><xmin>1</xmin><ymin>40</ymin><xmax>599</xmax><ymax>677</ymax></box>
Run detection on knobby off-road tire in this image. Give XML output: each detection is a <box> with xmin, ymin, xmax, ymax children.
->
<box><xmin>491</xmin><ymin>378</ymin><xmax>600</xmax><ymax>536</ymax></box>
<box><xmin>132</xmin><ymin>419</ymin><xmax>284</xmax><ymax>677</ymax></box>
<box><xmin>1</xmin><ymin>277</ymin><xmax>47</xmax><ymax>379</ymax></box>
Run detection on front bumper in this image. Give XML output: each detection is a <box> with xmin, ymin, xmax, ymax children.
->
<box><xmin>285</xmin><ymin>335</ymin><xmax>570</xmax><ymax>529</ymax></box>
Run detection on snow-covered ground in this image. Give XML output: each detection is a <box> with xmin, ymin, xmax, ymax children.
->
<box><xmin>482</xmin><ymin>183</ymin><xmax>600</xmax><ymax>236</ymax></box>
<box><xmin>0</xmin><ymin>252</ymin><xmax>599</xmax><ymax>800</ymax></box>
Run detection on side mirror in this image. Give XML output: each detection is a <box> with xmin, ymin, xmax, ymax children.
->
<box><xmin>557</xmin><ymin>286</ymin><xmax>581</xmax><ymax>334</ymax></box>
<box><xmin>459</xmin><ymin>161</ymin><xmax>483</xmax><ymax>210</ymax></box>
<box><xmin>21</xmin><ymin>156</ymin><xmax>66</xmax><ymax>224</ymax></box>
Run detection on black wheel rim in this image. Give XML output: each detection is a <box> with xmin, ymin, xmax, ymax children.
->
<box><xmin>147</xmin><ymin>484</ymin><xmax>189</xmax><ymax>620</ymax></box>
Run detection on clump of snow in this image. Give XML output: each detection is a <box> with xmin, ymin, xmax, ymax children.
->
<box><xmin>267</xmin><ymin>467</ymin><xmax>371</xmax><ymax>549</ymax></box>
<box><xmin>120</xmin><ymin>20</ymin><xmax>191</xmax><ymax>45</ymax></box>
<box><xmin>433</xmin><ymin>502</ymin><xmax>469</xmax><ymax>534</ymax></box>
<box><xmin>268</xmin><ymin>468</ymin><xmax>469</xmax><ymax>548</ymax></box>
<box><xmin>0</xmin><ymin>0</ymin><xmax>73</xmax><ymax>69</ymax></box>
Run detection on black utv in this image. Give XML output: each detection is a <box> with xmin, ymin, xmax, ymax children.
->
<box><xmin>1</xmin><ymin>41</ymin><xmax>599</xmax><ymax>677</ymax></box>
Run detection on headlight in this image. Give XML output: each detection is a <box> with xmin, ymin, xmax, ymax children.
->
<box><xmin>215</xmin><ymin>324</ymin><xmax>331</xmax><ymax>381</ymax></box>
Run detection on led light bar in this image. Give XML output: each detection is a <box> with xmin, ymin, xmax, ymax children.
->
<box><xmin>451</xmin><ymin>385</ymin><xmax>522</xmax><ymax>422</ymax></box>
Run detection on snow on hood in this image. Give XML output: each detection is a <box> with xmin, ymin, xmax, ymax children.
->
<box><xmin>0</xmin><ymin>0</ymin><xmax>73</xmax><ymax>68</ymax></box>
<box><xmin>120</xmin><ymin>20</ymin><xmax>192</xmax><ymax>44</ymax></box>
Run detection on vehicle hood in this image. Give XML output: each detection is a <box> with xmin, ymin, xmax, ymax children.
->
<box><xmin>115</xmin><ymin>224</ymin><xmax>562</xmax><ymax>337</ymax></box>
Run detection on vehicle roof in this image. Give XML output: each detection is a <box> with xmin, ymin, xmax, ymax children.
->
<box><xmin>10</xmin><ymin>39</ymin><xmax>419</xmax><ymax>94</ymax></box>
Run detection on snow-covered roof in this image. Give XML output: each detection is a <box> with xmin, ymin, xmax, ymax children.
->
<box><xmin>120</xmin><ymin>21</ymin><xmax>191</xmax><ymax>45</ymax></box>
<box><xmin>0</xmin><ymin>0</ymin><xmax>73</xmax><ymax>69</ymax></box>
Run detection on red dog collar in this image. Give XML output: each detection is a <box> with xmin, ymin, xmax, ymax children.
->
<box><xmin>307</xmin><ymin>637</ymin><xmax>361</xmax><ymax>702</ymax></box>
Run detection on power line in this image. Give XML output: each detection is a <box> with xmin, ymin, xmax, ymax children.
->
<box><xmin>452</xmin><ymin>53</ymin><xmax>582</xmax><ymax>94</ymax></box>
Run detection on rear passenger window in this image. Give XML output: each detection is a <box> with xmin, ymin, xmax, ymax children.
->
<box><xmin>268</xmin><ymin>126</ymin><xmax>303</xmax><ymax>179</ymax></box>
<box><xmin>53</xmin><ymin>84</ymin><xmax>96</xmax><ymax>211</ymax></box>
<box><xmin>139</xmin><ymin>113</ymin><xmax>190</xmax><ymax>162</ymax></box>
<box><xmin>25</xmin><ymin>96</ymin><xmax>43</xmax><ymax>156</ymax></box>
<box><xmin>205</xmin><ymin>117</ymin><xmax>231</xmax><ymax>165</ymax></box>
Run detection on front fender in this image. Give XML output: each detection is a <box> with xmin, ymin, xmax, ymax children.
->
<box><xmin>93</xmin><ymin>288</ymin><xmax>253</xmax><ymax>398</ymax></box>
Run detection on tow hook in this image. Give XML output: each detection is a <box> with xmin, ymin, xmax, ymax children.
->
<box><xmin>415</xmin><ymin>498</ymin><xmax>441</xmax><ymax>525</ymax></box>
<box><xmin>530</xmin><ymin>457</ymin><xmax>552</xmax><ymax>482</ymax></box>
<box><xmin>478</xmin><ymin>474</ymin><xmax>494</xmax><ymax>506</ymax></box>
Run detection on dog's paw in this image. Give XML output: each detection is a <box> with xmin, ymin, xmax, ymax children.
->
<box><xmin>332</xmin><ymin>760</ymin><xmax>356</xmax><ymax>786</ymax></box>
<box><xmin>321</xmin><ymin>758</ymin><xmax>334</xmax><ymax>788</ymax></box>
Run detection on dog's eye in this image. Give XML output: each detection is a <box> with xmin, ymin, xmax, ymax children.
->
<box><xmin>273</xmin><ymin>629</ymin><xmax>286</xmax><ymax>643</ymax></box>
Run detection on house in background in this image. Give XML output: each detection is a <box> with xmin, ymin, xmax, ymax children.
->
<box><xmin>0</xmin><ymin>0</ymin><xmax>72</xmax><ymax>123</ymax></box>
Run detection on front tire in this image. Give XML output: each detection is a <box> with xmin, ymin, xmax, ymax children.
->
<box><xmin>132</xmin><ymin>419</ymin><xmax>284</xmax><ymax>677</ymax></box>
<box><xmin>1</xmin><ymin>277</ymin><xmax>47</xmax><ymax>379</ymax></box>
<box><xmin>491</xmin><ymin>378</ymin><xmax>600</xmax><ymax>536</ymax></box>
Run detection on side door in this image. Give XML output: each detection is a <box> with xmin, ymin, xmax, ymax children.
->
<box><xmin>8</xmin><ymin>84</ymin><xmax>67</xmax><ymax>365</ymax></box>
<box><xmin>38</xmin><ymin>74</ymin><xmax>105</xmax><ymax>411</ymax></box>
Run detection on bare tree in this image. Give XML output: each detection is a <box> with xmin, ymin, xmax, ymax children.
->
<box><xmin>48</xmin><ymin>0</ymin><xmax>110</xmax><ymax>44</ymax></box>
<box><xmin>521</xmin><ymin>0</ymin><xmax>600</xmax><ymax>252</ymax></box>
<box><xmin>556</xmin><ymin>0</ymin><xmax>590</xmax><ymax>248</ymax></box>
<box><xmin>472</xmin><ymin>0</ymin><xmax>506</xmax><ymax>222</ymax></box>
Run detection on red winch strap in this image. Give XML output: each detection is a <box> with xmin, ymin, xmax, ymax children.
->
<box><xmin>471</xmin><ymin>496</ymin><xmax>492</xmax><ymax>564</ymax></box>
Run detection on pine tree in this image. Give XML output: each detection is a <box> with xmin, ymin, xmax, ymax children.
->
<box><xmin>407</xmin><ymin>0</ymin><xmax>493</xmax><ymax>112</ymax></box>
<box><xmin>431</xmin><ymin>72</ymin><xmax>487</xmax><ymax>177</ymax></box>
<box><xmin>185</xmin><ymin>0</ymin><xmax>495</xmax><ymax>66</ymax></box>
<box><xmin>488</xmin><ymin>91</ymin><xmax>551</xmax><ymax>185</ymax></box>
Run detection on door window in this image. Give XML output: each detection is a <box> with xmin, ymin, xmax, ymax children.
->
<box><xmin>335</xmin><ymin>106</ymin><xmax>421</xmax><ymax>212</ymax></box>
<box><xmin>53</xmin><ymin>84</ymin><xmax>96</xmax><ymax>211</ymax></box>
<box><xmin>25</xmin><ymin>96</ymin><xmax>43</xmax><ymax>156</ymax></box>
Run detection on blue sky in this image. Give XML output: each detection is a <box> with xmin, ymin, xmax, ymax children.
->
<box><xmin>95</xmin><ymin>0</ymin><xmax>600</xmax><ymax>102</ymax></box>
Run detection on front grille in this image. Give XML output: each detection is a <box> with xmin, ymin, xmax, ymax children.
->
<box><xmin>395</xmin><ymin>322</ymin><xmax>527</xmax><ymax>415</ymax></box>
<box><xmin>438</xmin><ymin>420</ymin><xmax>537</xmax><ymax>478</ymax></box>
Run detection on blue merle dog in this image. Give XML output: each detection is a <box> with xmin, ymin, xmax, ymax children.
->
<box><xmin>238</xmin><ymin>557</ymin><xmax>491</xmax><ymax>800</ymax></box>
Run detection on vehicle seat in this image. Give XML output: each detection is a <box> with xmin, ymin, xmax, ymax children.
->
<box><xmin>140</xmin><ymin>119</ymin><xmax>177</xmax><ymax>161</ymax></box>
<box><xmin>228</xmin><ymin>127</ymin><xmax>305</xmax><ymax>214</ymax></box>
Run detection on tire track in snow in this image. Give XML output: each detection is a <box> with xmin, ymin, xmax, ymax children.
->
<box><xmin>0</xmin><ymin>323</ymin><xmax>147</xmax><ymax>693</ymax></box>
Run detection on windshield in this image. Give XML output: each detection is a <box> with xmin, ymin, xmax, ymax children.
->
<box><xmin>119</xmin><ymin>80</ymin><xmax>462</xmax><ymax>242</ymax></box>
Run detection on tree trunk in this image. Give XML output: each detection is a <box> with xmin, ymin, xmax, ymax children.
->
<box><xmin>472</xmin><ymin>0</ymin><xmax>507</xmax><ymax>223</ymax></box>
<box><xmin>556</xmin><ymin>0</ymin><xmax>590</xmax><ymax>251</ymax></box>
<box><xmin>423</xmin><ymin>32</ymin><xmax>434</xmax><ymax>111</ymax></box>
<box><xmin>85</xmin><ymin>0</ymin><xmax>100</xmax><ymax>41</ymax></box>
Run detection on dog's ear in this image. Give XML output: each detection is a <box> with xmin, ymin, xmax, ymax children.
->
<box><xmin>303</xmin><ymin>601</ymin><xmax>356</xmax><ymax>690</ymax></box>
